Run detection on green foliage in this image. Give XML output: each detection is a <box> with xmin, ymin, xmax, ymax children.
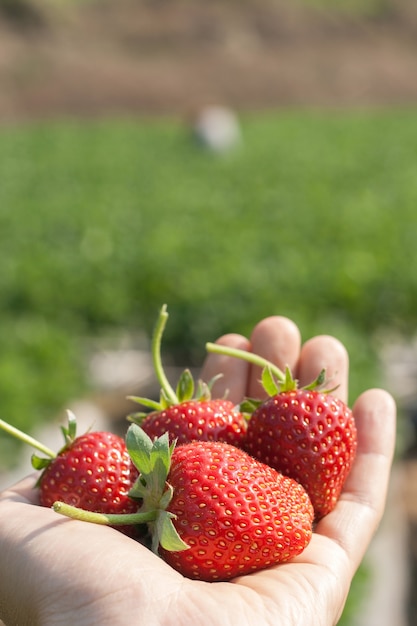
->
<box><xmin>338</xmin><ymin>561</ymin><xmax>371</xmax><ymax>624</ymax></box>
<box><xmin>0</xmin><ymin>108</ymin><xmax>416</xmax><ymax>468</ymax></box>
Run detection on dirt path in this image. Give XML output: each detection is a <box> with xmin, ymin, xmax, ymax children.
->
<box><xmin>1</xmin><ymin>0</ymin><xmax>417</xmax><ymax>123</ymax></box>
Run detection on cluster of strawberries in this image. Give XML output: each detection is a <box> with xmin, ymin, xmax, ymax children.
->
<box><xmin>0</xmin><ymin>305</ymin><xmax>357</xmax><ymax>582</ymax></box>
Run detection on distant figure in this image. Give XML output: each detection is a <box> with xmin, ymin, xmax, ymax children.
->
<box><xmin>193</xmin><ymin>106</ymin><xmax>242</xmax><ymax>153</ymax></box>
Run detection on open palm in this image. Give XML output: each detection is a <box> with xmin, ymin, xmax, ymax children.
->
<box><xmin>0</xmin><ymin>316</ymin><xmax>396</xmax><ymax>626</ymax></box>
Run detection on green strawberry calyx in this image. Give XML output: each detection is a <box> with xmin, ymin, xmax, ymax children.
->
<box><xmin>205</xmin><ymin>341</ymin><xmax>336</xmax><ymax>413</ymax></box>
<box><xmin>127</xmin><ymin>305</ymin><xmax>223</xmax><ymax>424</ymax></box>
<box><xmin>53</xmin><ymin>423</ymin><xmax>189</xmax><ymax>554</ymax></box>
<box><xmin>32</xmin><ymin>410</ymin><xmax>82</xmax><ymax>471</ymax></box>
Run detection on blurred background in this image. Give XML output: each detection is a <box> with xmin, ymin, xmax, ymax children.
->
<box><xmin>0</xmin><ymin>0</ymin><xmax>417</xmax><ymax>623</ymax></box>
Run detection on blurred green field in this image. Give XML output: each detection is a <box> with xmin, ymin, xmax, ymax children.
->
<box><xmin>0</xmin><ymin>107</ymin><xmax>417</xmax><ymax>468</ymax></box>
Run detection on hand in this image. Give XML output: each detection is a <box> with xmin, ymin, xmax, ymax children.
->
<box><xmin>0</xmin><ymin>316</ymin><xmax>396</xmax><ymax>626</ymax></box>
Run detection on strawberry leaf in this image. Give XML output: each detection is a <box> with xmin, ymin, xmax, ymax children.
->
<box><xmin>176</xmin><ymin>369</ymin><xmax>195</xmax><ymax>403</ymax></box>
<box><xmin>126</xmin><ymin>411</ymin><xmax>148</xmax><ymax>424</ymax></box>
<box><xmin>283</xmin><ymin>366</ymin><xmax>298</xmax><ymax>391</ymax></box>
<box><xmin>195</xmin><ymin>379</ymin><xmax>211</xmax><ymax>401</ymax></box>
<box><xmin>31</xmin><ymin>454</ymin><xmax>52</xmax><ymax>470</ymax></box>
<box><xmin>67</xmin><ymin>410</ymin><xmax>77</xmax><ymax>439</ymax></box>
<box><xmin>159</xmin><ymin>483</ymin><xmax>174</xmax><ymax>509</ymax></box>
<box><xmin>159</xmin><ymin>389</ymin><xmax>172</xmax><ymax>409</ymax></box>
<box><xmin>155</xmin><ymin>511</ymin><xmax>189</xmax><ymax>553</ymax></box>
<box><xmin>206</xmin><ymin>373</ymin><xmax>223</xmax><ymax>392</ymax></box>
<box><xmin>150</xmin><ymin>432</ymin><xmax>171</xmax><ymax>471</ymax></box>
<box><xmin>261</xmin><ymin>366</ymin><xmax>281</xmax><ymax>396</ymax></box>
<box><xmin>128</xmin><ymin>476</ymin><xmax>147</xmax><ymax>500</ymax></box>
<box><xmin>126</xmin><ymin>425</ymin><xmax>173</xmax><ymax>506</ymax></box>
<box><xmin>149</xmin><ymin>456</ymin><xmax>170</xmax><ymax>495</ymax></box>
<box><xmin>60</xmin><ymin>409</ymin><xmax>77</xmax><ymax>445</ymax></box>
<box><xmin>302</xmin><ymin>368</ymin><xmax>327</xmax><ymax>391</ymax></box>
<box><xmin>240</xmin><ymin>398</ymin><xmax>263</xmax><ymax>413</ymax></box>
<box><xmin>127</xmin><ymin>396</ymin><xmax>162</xmax><ymax>411</ymax></box>
<box><xmin>126</xmin><ymin>424</ymin><xmax>154</xmax><ymax>475</ymax></box>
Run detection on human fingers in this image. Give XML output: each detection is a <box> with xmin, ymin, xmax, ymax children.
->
<box><xmin>201</xmin><ymin>316</ymin><xmax>303</xmax><ymax>401</ymax></box>
<box><xmin>0</xmin><ymin>473</ymin><xmax>39</xmax><ymax>504</ymax></box>
<box><xmin>248</xmin><ymin>316</ymin><xmax>301</xmax><ymax>398</ymax></box>
<box><xmin>315</xmin><ymin>388</ymin><xmax>396</xmax><ymax>571</ymax></box>
<box><xmin>200</xmin><ymin>333</ymin><xmax>251</xmax><ymax>403</ymax></box>
<box><xmin>297</xmin><ymin>335</ymin><xmax>349</xmax><ymax>403</ymax></box>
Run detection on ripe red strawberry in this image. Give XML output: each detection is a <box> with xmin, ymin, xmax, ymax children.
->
<box><xmin>0</xmin><ymin>412</ymin><xmax>139</xmax><ymax>531</ymax></box>
<box><xmin>243</xmin><ymin>387</ymin><xmax>357</xmax><ymax>519</ymax></box>
<box><xmin>38</xmin><ymin>430</ymin><xmax>139</xmax><ymax>517</ymax></box>
<box><xmin>158</xmin><ymin>438</ymin><xmax>313</xmax><ymax>581</ymax></box>
<box><xmin>54</xmin><ymin>425</ymin><xmax>314</xmax><ymax>582</ymax></box>
<box><xmin>128</xmin><ymin>305</ymin><xmax>247</xmax><ymax>447</ymax></box>
<box><xmin>139</xmin><ymin>397</ymin><xmax>246</xmax><ymax>446</ymax></box>
<box><xmin>206</xmin><ymin>342</ymin><xmax>358</xmax><ymax>519</ymax></box>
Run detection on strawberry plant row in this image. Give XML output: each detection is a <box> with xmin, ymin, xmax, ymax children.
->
<box><xmin>1</xmin><ymin>108</ymin><xmax>417</xmax><ymax>468</ymax></box>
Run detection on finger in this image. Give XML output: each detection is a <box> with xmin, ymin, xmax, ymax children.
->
<box><xmin>0</xmin><ymin>474</ymin><xmax>39</xmax><ymax>504</ymax></box>
<box><xmin>200</xmin><ymin>333</ymin><xmax>251</xmax><ymax>404</ymax></box>
<box><xmin>248</xmin><ymin>316</ymin><xmax>301</xmax><ymax>398</ymax></box>
<box><xmin>315</xmin><ymin>388</ymin><xmax>396</xmax><ymax>571</ymax></box>
<box><xmin>297</xmin><ymin>335</ymin><xmax>349</xmax><ymax>403</ymax></box>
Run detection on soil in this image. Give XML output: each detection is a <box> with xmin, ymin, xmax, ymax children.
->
<box><xmin>1</xmin><ymin>0</ymin><xmax>417</xmax><ymax>123</ymax></box>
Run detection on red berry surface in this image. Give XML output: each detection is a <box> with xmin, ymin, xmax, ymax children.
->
<box><xmin>160</xmin><ymin>440</ymin><xmax>314</xmax><ymax>581</ymax></box>
<box><xmin>244</xmin><ymin>389</ymin><xmax>357</xmax><ymax>519</ymax></box>
<box><xmin>39</xmin><ymin>431</ymin><xmax>139</xmax><ymax>516</ymax></box>
<box><xmin>141</xmin><ymin>398</ymin><xmax>247</xmax><ymax>446</ymax></box>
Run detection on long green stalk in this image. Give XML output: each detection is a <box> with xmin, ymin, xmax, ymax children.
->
<box><xmin>205</xmin><ymin>342</ymin><xmax>285</xmax><ymax>381</ymax></box>
<box><xmin>0</xmin><ymin>418</ymin><xmax>56</xmax><ymax>458</ymax></box>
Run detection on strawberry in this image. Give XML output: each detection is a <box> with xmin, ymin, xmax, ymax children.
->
<box><xmin>205</xmin><ymin>342</ymin><xmax>357</xmax><ymax>519</ymax></box>
<box><xmin>138</xmin><ymin>396</ymin><xmax>246</xmax><ymax>447</ymax></box>
<box><xmin>128</xmin><ymin>305</ymin><xmax>247</xmax><ymax>447</ymax></box>
<box><xmin>0</xmin><ymin>412</ymin><xmax>139</xmax><ymax>531</ymax></box>
<box><xmin>38</xmin><ymin>430</ymin><xmax>138</xmax><ymax>515</ymax></box>
<box><xmin>157</xmin><ymin>438</ymin><xmax>314</xmax><ymax>581</ymax></box>
<box><xmin>243</xmin><ymin>385</ymin><xmax>356</xmax><ymax>519</ymax></box>
<box><xmin>54</xmin><ymin>425</ymin><xmax>314</xmax><ymax>582</ymax></box>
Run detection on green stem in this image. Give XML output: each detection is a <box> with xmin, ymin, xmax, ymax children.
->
<box><xmin>0</xmin><ymin>418</ymin><xmax>56</xmax><ymax>458</ymax></box>
<box><xmin>152</xmin><ymin>305</ymin><xmax>178</xmax><ymax>405</ymax></box>
<box><xmin>53</xmin><ymin>501</ymin><xmax>158</xmax><ymax>526</ymax></box>
<box><xmin>205</xmin><ymin>342</ymin><xmax>285</xmax><ymax>382</ymax></box>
